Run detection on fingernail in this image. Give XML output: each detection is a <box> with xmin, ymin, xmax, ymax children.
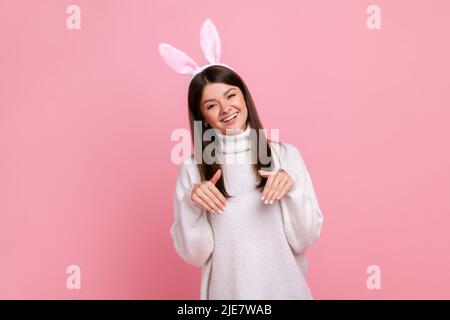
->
<box><xmin>269</xmin><ymin>200</ymin><xmax>273</xmax><ymax>204</ymax></box>
<box><xmin>264</xmin><ymin>200</ymin><xmax>268</xmax><ymax>204</ymax></box>
<box><xmin>261</xmin><ymin>196</ymin><xmax>265</xmax><ymax>200</ymax></box>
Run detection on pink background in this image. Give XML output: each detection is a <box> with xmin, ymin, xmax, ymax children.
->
<box><xmin>1</xmin><ymin>0</ymin><xmax>450</xmax><ymax>299</ymax></box>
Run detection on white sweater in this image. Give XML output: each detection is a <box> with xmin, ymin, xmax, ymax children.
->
<box><xmin>171</xmin><ymin>125</ymin><xmax>324</xmax><ymax>299</ymax></box>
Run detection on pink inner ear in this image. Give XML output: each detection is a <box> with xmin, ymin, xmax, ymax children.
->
<box><xmin>159</xmin><ymin>43</ymin><xmax>200</xmax><ymax>75</ymax></box>
<box><xmin>200</xmin><ymin>19</ymin><xmax>221</xmax><ymax>64</ymax></box>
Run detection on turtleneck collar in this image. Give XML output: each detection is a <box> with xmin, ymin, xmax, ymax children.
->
<box><xmin>212</xmin><ymin>123</ymin><xmax>252</xmax><ymax>154</ymax></box>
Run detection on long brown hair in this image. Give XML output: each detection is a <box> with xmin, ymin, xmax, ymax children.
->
<box><xmin>187</xmin><ymin>65</ymin><xmax>275</xmax><ymax>199</ymax></box>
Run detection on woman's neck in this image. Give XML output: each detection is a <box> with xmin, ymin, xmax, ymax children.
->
<box><xmin>212</xmin><ymin>123</ymin><xmax>252</xmax><ymax>154</ymax></box>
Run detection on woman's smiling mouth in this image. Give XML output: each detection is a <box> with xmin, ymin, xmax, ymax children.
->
<box><xmin>221</xmin><ymin>112</ymin><xmax>239</xmax><ymax>123</ymax></box>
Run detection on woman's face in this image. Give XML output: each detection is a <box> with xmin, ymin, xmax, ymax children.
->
<box><xmin>200</xmin><ymin>83</ymin><xmax>248</xmax><ymax>134</ymax></box>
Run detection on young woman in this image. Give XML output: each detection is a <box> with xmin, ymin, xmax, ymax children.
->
<box><xmin>171</xmin><ymin>65</ymin><xmax>324</xmax><ymax>300</ymax></box>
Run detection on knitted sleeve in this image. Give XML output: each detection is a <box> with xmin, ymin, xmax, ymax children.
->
<box><xmin>171</xmin><ymin>158</ymin><xmax>215</xmax><ymax>267</ymax></box>
<box><xmin>277</xmin><ymin>143</ymin><xmax>324</xmax><ymax>256</ymax></box>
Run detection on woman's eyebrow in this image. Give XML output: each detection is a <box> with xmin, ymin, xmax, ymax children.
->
<box><xmin>202</xmin><ymin>88</ymin><xmax>236</xmax><ymax>106</ymax></box>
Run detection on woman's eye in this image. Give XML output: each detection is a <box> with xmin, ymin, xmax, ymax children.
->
<box><xmin>228</xmin><ymin>94</ymin><xmax>236</xmax><ymax>99</ymax></box>
<box><xmin>207</xmin><ymin>105</ymin><xmax>216</xmax><ymax>109</ymax></box>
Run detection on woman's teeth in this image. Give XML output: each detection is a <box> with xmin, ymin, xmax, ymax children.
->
<box><xmin>222</xmin><ymin>113</ymin><xmax>238</xmax><ymax>122</ymax></box>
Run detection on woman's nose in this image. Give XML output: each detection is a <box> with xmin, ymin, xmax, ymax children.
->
<box><xmin>219</xmin><ymin>97</ymin><xmax>231</xmax><ymax>111</ymax></box>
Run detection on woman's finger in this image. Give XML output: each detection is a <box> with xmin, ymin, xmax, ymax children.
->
<box><xmin>276</xmin><ymin>179</ymin><xmax>292</xmax><ymax>201</ymax></box>
<box><xmin>261</xmin><ymin>172</ymin><xmax>276</xmax><ymax>200</ymax></box>
<box><xmin>271</xmin><ymin>178</ymin><xmax>289</xmax><ymax>202</ymax></box>
<box><xmin>197</xmin><ymin>189</ymin><xmax>222</xmax><ymax>213</ymax></box>
<box><xmin>202</xmin><ymin>187</ymin><xmax>226</xmax><ymax>212</ymax></box>
<box><xmin>192</xmin><ymin>193</ymin><xmax>215</xmax><ymax>213</ymax></box>
<box><xmin>207</xmin><ymin>183</ymin><xmax>228</xmax><ymax>207</ymax></box>
<box><xmin>265</xmin><ymin>172</ymin><xmax>285</xmax><ymax>204</ymax></box>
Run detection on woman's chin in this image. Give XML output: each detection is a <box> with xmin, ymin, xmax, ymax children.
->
<box><xmin>222</xmin><ymin>123</ymin><xmax>246</xmax><ymax>134</ymax></box>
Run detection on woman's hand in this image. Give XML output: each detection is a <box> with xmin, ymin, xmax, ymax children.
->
<box><xmin>191</xmin><ymin>169</ymin><xmax>228</xmax><ymax>214</ymax></box>
<box><xmin>258</xmin><ymin>169</ymin><xmax>294</xmax><ymax>204</ymax></box>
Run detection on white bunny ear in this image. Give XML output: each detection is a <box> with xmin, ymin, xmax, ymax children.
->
<box><xmin>200</xmin><ymin>19</ymin><xmax>221</xmax><ymax>64</ymax></box>
<box><xmin>158</xmin><ymin>43</ymin><xmax>200</xmax><ymax>75</ymax></box>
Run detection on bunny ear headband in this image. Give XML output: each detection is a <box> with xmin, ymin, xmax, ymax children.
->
<box><xmin>158</xmin><ymin>19</ymin><xmax>234</xmax><ymax>83</ymax></box>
